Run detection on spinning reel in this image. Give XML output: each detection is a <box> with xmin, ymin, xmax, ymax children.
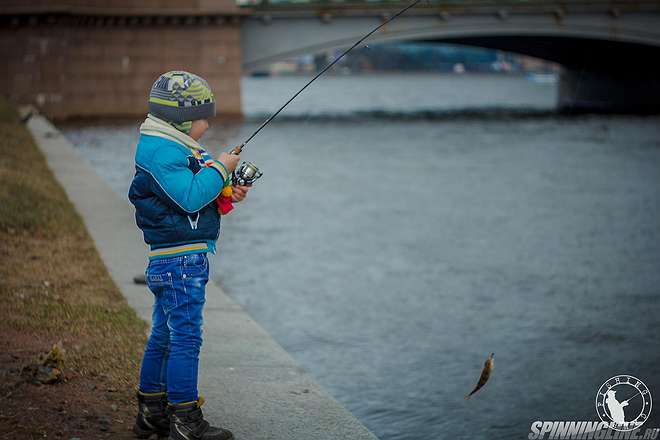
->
<box><xmin>232</xmin><ymin>161</ymin><xmax>263</xmax><ymax>186</ymax></box>
<box><xmin>229</xmin><ymin>145</ymin><xmax>263</xmax><ymax>187</ymax></box>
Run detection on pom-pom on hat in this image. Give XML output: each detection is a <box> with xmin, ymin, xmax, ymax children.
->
<box><xmin>148</xmin><ymin>71</ymin><xmax>216</xmax><ymax>127</ymax></box>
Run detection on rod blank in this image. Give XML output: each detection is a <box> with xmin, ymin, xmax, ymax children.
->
<box><xmin>235</xmin><ymin>0</ymin><xmax>424</xmax><ymax>152</ymax></box>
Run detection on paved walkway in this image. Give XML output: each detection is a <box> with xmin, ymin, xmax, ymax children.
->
<box><xmin>27</xmin><ymin>115</ymin><xmax>378</xmax><ymax>440</ymax></box>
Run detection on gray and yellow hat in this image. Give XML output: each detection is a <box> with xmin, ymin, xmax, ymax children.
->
<box><xmin>148</xmin><ymin>71</ymin><xmax>216</xmax><ymax>129</ymax></box>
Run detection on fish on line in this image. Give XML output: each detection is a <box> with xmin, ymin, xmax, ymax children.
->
<box><xmin>465</xmin><ymin>353</ymin><xmax>494</xmax><ymax>400</ymax></box>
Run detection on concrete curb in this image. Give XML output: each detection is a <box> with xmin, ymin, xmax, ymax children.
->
<box><xmin>27</xmin><ymin>115</ymin><xmax>379</xmax><ymax>440</ymax></box>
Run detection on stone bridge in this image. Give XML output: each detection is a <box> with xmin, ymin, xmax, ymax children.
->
<box><xmin>1</xmin><ymin>0</ymin><xmax>660</xmax><ymax>118</ymax></box>
<box><xmin>242</xmin><ymin>0</ymin><xmax>660</xmax><ymax>113</ymax></box>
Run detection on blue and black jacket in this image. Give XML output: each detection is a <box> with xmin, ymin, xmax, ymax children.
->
<box><xmin>128</xmin><ymin>134</ymin><xmax>229</xmax><ymax>260</ymax></box>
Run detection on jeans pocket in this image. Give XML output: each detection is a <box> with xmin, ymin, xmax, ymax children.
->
<box><xmin>146</xmin><ymin>271</ymin><xmax>173</xmax><ymax>289</ymax></box>
<box><xmin>146</xmin><ymin>271</ymin><xmax>179</xmax><ymax>312</ymax></box>
<box><xmin>182</xmin><ymin>253</ymin><xmax>208</xmax><ymax>278</ymax></box>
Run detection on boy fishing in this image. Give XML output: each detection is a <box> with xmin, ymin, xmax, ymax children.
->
<box><xmin>128</xmin><ymin>71</ymin><xmax>249</xmax><ymax>440</ymax></box>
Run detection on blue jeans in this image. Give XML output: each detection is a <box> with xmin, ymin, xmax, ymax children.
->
<box><xmin>138</xmin><ymin>252</ymin><xmax>209</xmax><ymax>403</ymax></box>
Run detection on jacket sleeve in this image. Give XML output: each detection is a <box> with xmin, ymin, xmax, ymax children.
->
<box><xmin>146</xmin><ymin>146</ymin><xmax>229</xmax><ymax>214</ymax></box>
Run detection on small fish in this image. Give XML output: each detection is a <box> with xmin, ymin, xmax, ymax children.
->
<box><xmin>465</xmin><ymin>353</ymin><xmax>494</xmax><ymax>400</ymax></box>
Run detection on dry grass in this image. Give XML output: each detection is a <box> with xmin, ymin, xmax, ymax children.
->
<box><xmin>0</xmin><ymin>99</ymin><xmax>148</xmax><ymax>438</ymax></box>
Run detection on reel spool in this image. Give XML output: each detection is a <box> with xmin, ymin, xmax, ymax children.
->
<box><xmin>232</xmin><ymin>161</ymin><xmax>263</xmax><ymax>186</ymax></box>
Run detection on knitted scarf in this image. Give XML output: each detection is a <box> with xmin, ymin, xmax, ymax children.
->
<box><xmin>140</xmin><ymin>113</ymin><xmax>204</xmax><ymax>153</ymax></box>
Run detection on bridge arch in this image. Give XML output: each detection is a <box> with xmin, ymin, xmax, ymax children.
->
<box><xmin>243</xmin><ymin>21</ymin><xmax>660</xmax><ymax>71</ymax></box>
<box><xmin>241</xmin><ymin>9</ymin><xmax>660</xmax><ymax>112</ymax></box>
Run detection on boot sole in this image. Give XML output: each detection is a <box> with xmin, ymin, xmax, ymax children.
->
<box><xmin>166</xmin><ymin>434</ymin><xmax>233</xmax><ymax>440</ymax></box>
<box><xmin>166</xmin><ymin>426</ymin><xmax>234</xmax><ymax>440</ymax></box>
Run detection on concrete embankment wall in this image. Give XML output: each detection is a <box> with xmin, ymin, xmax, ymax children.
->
<box><xmin>1</xmin><ymin>2</ymin><xmax>244</xmax><ymax>119</ymax></box>
<box><xmin>26</xmin><ymin>113</ymin><xmax>379</xmax><ymax>440</ymax></box>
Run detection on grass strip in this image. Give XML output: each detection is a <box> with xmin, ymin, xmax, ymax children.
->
<box><xmin>0</xmin><ymin>99</ymin><xmax>147</xmax><ymax>438</ymax></box>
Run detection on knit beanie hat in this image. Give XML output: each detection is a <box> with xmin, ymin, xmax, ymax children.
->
<box><xmin>148</xmin><ymin>71</ymin><xmax>216</xmax><ymax>133</ymax></box>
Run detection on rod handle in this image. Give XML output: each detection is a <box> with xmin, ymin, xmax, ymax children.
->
<box><xmin>229</xmin><ymin>145</ymin><xmax>243</xmax><ymax>155</ymax></box>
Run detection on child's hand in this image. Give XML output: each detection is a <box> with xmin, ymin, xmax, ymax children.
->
<box><xmin>231</xmin><ymin>185</ymin><xmax>250</xmax><ymax>202</ymax></box>
<box><xmin>218</xmin><ymin>152</ymin><xmax>241</xmax><ymax>173</ymax></box>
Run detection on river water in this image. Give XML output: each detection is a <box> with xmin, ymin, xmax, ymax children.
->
<box><xmin>60</xmin><ymin>74</ymin><xmax>660</xmax><ymax>440</ymax></box>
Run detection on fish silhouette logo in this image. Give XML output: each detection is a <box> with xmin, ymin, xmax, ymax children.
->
<box><xmin>595</xmin><ymin>375</ymin><xmax>652</xmax><ymax>431</ymax></box>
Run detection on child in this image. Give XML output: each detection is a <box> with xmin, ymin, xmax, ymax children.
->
<box><xmin>128</xmin><ymin>71</ymin><xmax>249</xmax><ymax>440</ymax></box>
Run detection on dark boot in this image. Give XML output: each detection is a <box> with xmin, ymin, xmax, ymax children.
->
<box><xmin>168</xmin><ymin>400</ymin><xmax>234</xmax><ymax>440</ymax></box>
<box><xmin>133</xmin><ymin>390</ymin><xmax>170</xmax><ymax>438</ymax></box>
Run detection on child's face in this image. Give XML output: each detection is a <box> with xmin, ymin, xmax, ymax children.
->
<box><xmin>189</xmin><ymin>119</ymin><xmax>209</xmax><ymax>141</ymax></box>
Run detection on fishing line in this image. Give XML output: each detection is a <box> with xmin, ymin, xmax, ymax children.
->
<box><xmin>622</xmin><ymin>391</ymin><xmax>642</xmax><ymax>404</ymax></box>
<box><xmin>230</xmin><ymin>0</ymin><xmax>424</xmax><ymax>154</ymax></box>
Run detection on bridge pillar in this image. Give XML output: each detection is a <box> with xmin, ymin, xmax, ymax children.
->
<box><xmin>558</xmin><ymin>69</ymin><xmax>660</xmax><ymax>114</ymax></box>
<box><xmin>0</xmin><ymin>13</ymin><xmax>244</xmax><ymax>120</ymax></box>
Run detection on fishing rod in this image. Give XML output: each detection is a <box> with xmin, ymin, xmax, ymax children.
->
<box><xmin>622</xmin><ymin>391</ymin><xmax>642</xmax><ymax>405</ymax></box>
<box><xmin>229</xmin><ymin>0</ymin><xmax>424</xmax><ymax>185</ymax></box>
